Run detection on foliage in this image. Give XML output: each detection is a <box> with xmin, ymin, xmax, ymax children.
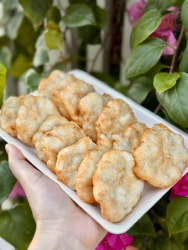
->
<box><xmin>0</xmin><ymin>0</ymin><xmax>188</xmax><ymax>249</ymax></box>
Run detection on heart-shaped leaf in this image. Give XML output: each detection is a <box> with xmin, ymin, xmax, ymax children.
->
<box><xmin>62</xmin><ymin>4</ymin><xmax>96</xmax><ymax>27</ymax></box>
<box><xmin>130</xmin><ymin>9</ymin><xmax>162</xmax><ymax>48</ymax></box>
<box><xmin>157</xmin><ymin>72</ymin><xmax>188</xmax><ymax>128</ymax></box>
<box><xmin>166</xmin><ymin>197</ymin><xmax>188</xmax><ymax>236</ymax></box>
<box><xmin>154</xmin><ymin>72</ymin><xmax>180</xmax><ymax>93</ymax></box>
<box><xmin>125</xmin><ymin>38</ymin><xmax>166</xmax><ymax>79</ymax></box>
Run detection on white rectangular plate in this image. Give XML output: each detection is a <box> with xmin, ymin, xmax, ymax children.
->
<box><xmin>1</xmin><ymin>69</ymin><xmax>188</xmax><ymax>234</ymax></box>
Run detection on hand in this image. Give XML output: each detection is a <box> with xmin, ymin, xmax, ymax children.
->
<box><xmin>6</xmin><ymin>144</ymin><xmax>106</xmax><ymax>250</ymax></box>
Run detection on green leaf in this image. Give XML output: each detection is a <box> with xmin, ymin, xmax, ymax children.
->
<box><xmin>79</xmin><ymin>26</ymin><xmax>101</xmax><ymax>44</ymax></box>
<box><xmin>166</xmin><ymin>197</ymin><xmax>188</xmax><ymax>236</ymax></box>
<box><xmin>91</xmin><ymin>71</ymin><xmax>116</xmax><ymax>87</ymax></box>
<box><xmin>45</xmin><ymin>21</ymin><xmax>64</xmax><ymax>53</ymax></box>
<box><xmin>25</xmin><ymin>69</ymin><xmax>43</xmax><ymax>91</ymax></box>
<box><xmin>10</xmin><ymin>54</ymin><xmax>31</xmax><ymax>78</ymax></box>
<box><xmin>33</xmin><ymin>48</ymin><xmax>49</xmax><ymax>67</ymax></box>
<box><xmin>180</xmin><ymin>39</ymin><xmax>188</xmax><ymax>73</ymax></box>
<box><xmin>0</xmin><ymin>36</ymin><xmax>10</xmax><ymax>49</ymax></box>
<box><xmin>154</xmin><ymin>72</ymin><xmax>180</xmax><ymax>93</ymax></box>
<box><xmin>157</xmin><ymin>72</ymin><xmax>188</xmax><ymax>128</ymax></box>
<box><xmin>144</xmin><ymin>0</ymin><xmax>157</xmax><ymax>12</ymax></box>
<box><xmin>47</xmin><ymin>6</ymin><xmax>61</xmax><ymax>24</ymax></box>
<box><xmin>2</xmin><ymin>0</ymin><xmax>19</xmax><ymax>10</ymax></box>
<box><xmin>62</xmin><ymin>4</ymin><xmax>96</xmax><ymax>27</ymax></box>
<box><xmin>69</xmin><ymin>0</ymin><xmax>97</xmax><ymax>9</ymax></box>
<box><xmin>128</xmin><ymin>214</ymin><xmax>156</xmax><ymax>237</ymax></box>
<box><xmin>156</xmin><ymin>0</ymin><xmax>178</xmax><ymax>10</ymax></box>
<box><xmin>0</xmin><ymin>64</ymin><xmax>6</xmax><ymax>106</ymax></box>
<box><xmin>181</xmin><ymin>0</ymin><xmax>188</xmax><ymax>36</ymax></box>
<box><xmin>19</xmin><ymin>0</ymin><xmax>53</xmax><ymax>26</ymax></box>
<box><xmin>125</xmin><ymin>38</ymin><xmax>166</xmax><ymax>79</ymax></box>
<box><xmin>125</xmin><ymin>76</ymin><xmax>153</xmax><ymax>104</ymax></box>
<box><xmin>94</xmin><ymin>6</ymin><xmax>107</xmax><ymax>29</ymax></box>
<box><xmin>130</xmin><ymin>9</ymin><xmax>162</xmax><ymax>49</ymax></box>
<box><xmin>7</xmin><ymin>12</ymin><xmax>24</xmax><ymax>40</ymax></box>
<box><xmin>0</xmin><ymin>203</ymin><xmax>36</xmax><ymax>250</ymax></box>
<box><xmin>0</xmin><ymin>47</ymin><xmax>12</xmax><ymax>70</ymax></box>
<box><xmin>0</xmin><ymin>161</ymin><xmax>16</xmax><ymax>205</ymax></box>
<box><xmin>152</xmin><ymin>198</ymin><xmax>168</xmax><ymax>219</ymax></box>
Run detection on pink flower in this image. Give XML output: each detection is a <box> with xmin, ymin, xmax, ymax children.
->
<box><xmin>96</xmin><ymin>232</ymin><xmax>134</xmax><ymax>250</ymax></box>
<box><xmin>170</xmin><ymin>173</ymin><xmax>188</xmax><ymax>199</ymax></box>
<box><xmin>9</xmin><ymin>181</ymin><xmax>25</xmax><ymax>198</ymax></box>
<box><xmin>128</xmin><ymin>0</ymin><xmax>146</xmax><ymax>26</ymax></box>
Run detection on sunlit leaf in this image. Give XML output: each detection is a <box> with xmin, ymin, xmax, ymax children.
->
<box><xmin>125</xmin><ymin>38</ymin><xmax>166</xmax><ymax>79</ymax></box>
<box><xmin>154</xmin><ymin>72</ymin><xmax>180</xmax><ymax>93</ymax></box>
<box><xmin>19</xmin><ymin>0</ymin><xmax>53</xmax><ymax>26</ymax></box>
<box><xmin>130</xmin><ymin>9</ymin><xmax>162</xmax><ymax>48</ymax></box>
<box><xmin>0</xmin><ymin>64</ymin><xmax>6</xmax><ymax>106</ymax></box>
<box><xmin>157</xmin><ymin>72</ymin><xmax>188</xmax><ymax>128</ymax></box>
<box><xmin>62</xmin><ymin>4</ymin><xmax>96</xmax><ymax>27</ymax></box>
<box><xmin>45</xmin><ymin>21</ymin><xmax>64</xmax><ymax>53</ymax></box>
<box><xmin>0</xmin><ymin>161</ymin><xmax>16</xmax><ymax>205</ymax></box>
<box><xmin>167</xmin><ymin>197</ymin><xmax>188</xmax><ymax>236</ymax></box>
<box><xmin>0</xmin><ymin>204</ymin><xmax>36</xmax><ymax>250</ymax></box>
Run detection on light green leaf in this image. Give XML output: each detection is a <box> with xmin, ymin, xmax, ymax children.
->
<box><xmin>0</xmin><ymin>64</ymin><xmax>6</xmax><ymax>106</ymax></box>
<box><xmin>128</xmin><ymin>214</ymin><xmax>156</xmax><ymax>237</ymax></box>
<box><xmin>33</xmin><ymin>48</ymin><xmax>49</xmax><ymax>67</ymax></box>
<box><xmin>130</xmin><ymin>9</ymin><xmax>162</xmax><ymax>48</ymax></box>
<box><xmin>0</xmin><ymin>161</ymin><xmax>16</xmax><ymax>205</ymax></box>
<box><xmin>181</xmin><ymin>0</ymin><xmax>188</xmax><ymax>36</ymax></box>
<box><xmin>19</xmin><ymin>0</ymin><xmax>53</xmax><ymax>26</ymax></box>
<box><xmin>166</xmin><ymin>197</ymin><xmax>188</xmax><ymax>236</ymax></box>
<box><xmin>7</xmin><ymin>12</ymin><xmax>24</xmax><ymax>39</ymax></box>
<box><xmin>45</xmin><ymin>21</ymin><xmax>64</xmax><ymax>53</ymax></box>
<box><xmin>156</xmin><ymin>0</ymin><xmax>178</xmax><ymax>10</ymax></box>
<box><xmin>125</xmin><ymin>76</ymin><xmax>153</xmax><ymax>104</ymax></box>
<box><xmin>180</xmin><ymin>39</ymin><xmax>188</xmax><ymax>73</ymax></box>
<box><xmin>154</xmin><ymin>72</ymin><xmax>180</xmax><ymax>93</ymax></box>
<box><xmin>62</xmin><ymin>4</ymin><xmax>96</xmax><ymax>27</ymax></box>
<box><xmin>0</xmin><ymin>204</ymin><xmax>36</xmax><ymax>250</ymax></box>
<box><xmin>157</xmin><ymin>72</ymin><xmax>188</xmax><ymax>128</ymax></box>
<box><xmin>125</xmin><ymin>38</ymin><xmax>166</xmax><ymax>79</ymax></box>
<box><xmin>0</xmin><ymin>47</ymin><xmax>12</xmax><ymax>70</ymax></box>
<box><xmin>47</xmin><ymin>6</ymin><xmax>61</xmax><ymax>24</ymax></box>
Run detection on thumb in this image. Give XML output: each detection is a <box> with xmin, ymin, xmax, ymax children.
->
<box><xmin>5</xmin><ymin>144</ymin><xmax>43</xmax><ymax>196</ymax></box>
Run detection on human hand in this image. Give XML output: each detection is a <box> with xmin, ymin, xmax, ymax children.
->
<box><xmin>6</xmin><ymin>144</ymin><xmax>106</xmax><ymax>250</ymax></box>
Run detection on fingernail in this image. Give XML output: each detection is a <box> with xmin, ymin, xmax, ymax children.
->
<box><xmin>5</xmin><ymin>144</ymin><xmax>9</xmax><ymax>154</ymax></box>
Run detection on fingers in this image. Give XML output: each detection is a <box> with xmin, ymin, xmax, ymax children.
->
<box><xmin>5</xmin><ymin>144</ymin><xmax>43</xmax><ymax>196</ymax></box>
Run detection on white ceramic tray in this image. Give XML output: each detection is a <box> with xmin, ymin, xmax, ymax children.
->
<box><xmin>0</xmin><ymin>69</ymin><xmax>188</xmax><ymax>234</ymax></box>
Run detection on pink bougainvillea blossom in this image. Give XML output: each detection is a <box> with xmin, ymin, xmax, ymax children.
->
<box><xmin>9</xmin><ymin>181</ymin><xmax>25</xmax><ymax>198</ymax></box>
<box><xmin>128</xmin><ymin>0</ymin><xmax>146</xmax><ymax>26</ymax></box>
<box><xmin>96</xmin><ymin>232</ymin><xmax>134</xmax><ymax>250</ymax></box>
<box><xmin>170</xmin><ymin>172</ymin><xmax>188</xmax><ymax>200</ymax></box>
<box><xmin>128</xmin><ymin>0</ymin><xmax>179</xmax><ymax>55</ymax></box>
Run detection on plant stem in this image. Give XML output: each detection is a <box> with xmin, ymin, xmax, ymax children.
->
<box><xmin>154</xmin><ymin>104</ymin><xmax>161</xmax><ymax>114</ymax></box>
<box><xmin>170</xmin><ymin>26</ymin><xmax>185</xmax><ymax>74</ymax></box>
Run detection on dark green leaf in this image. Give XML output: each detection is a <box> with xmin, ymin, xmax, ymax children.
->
<box><xmin>180</xmin><ymin>39</ymin><xmax>188</xmax><ymax>73</ymax></box>
<box><xmin>154</xmin><ymin>72</ymin><xmax>180</xmax><ymax>93</ymax></box>
<box><xmin>144</xmin><ymin>0</ymin><xmax>157</xmax><ymax>12</ymax></box>
<box><xmin>152</xmin><ymin>198</ymin><xmax>168</xmax><ymax>218</ymax></box>
<box><xmin>10</xmin><ymin>53</ymin><xmax>31</xmax><ymax>78</ymax></box>
<box><xmin>19</xmin><ymin>0</ymin><xmax>53</xmax><ymax>26</ymax></box>
<box><xmin>125</xmin><ymin>76</ymin><xmax>153</xmax><ymax>104</ymax></box>
<box><xmin>157</xmin><ymin>0</ymin><xmax>178</xmax><ymax>10</ymax></box>
<box><xmin>167</xmin><ymin>197</ymin><xmax>188</xmax><ymax>236</ymax></box>
<box><xmin>91</xmin><ymin>71</ymin><xmax>116</xmax><ymax>87</ymax></box>
<box><xmin>94</xmin><ymin>6</ymin><xmax>107</xmax><ymax>29</ymax></box>
<box><xmin>0</xmin><ymin>161</ymin><xmax>16</xmax><ymax>205</ymax></box>
<box><xmin>125</xmin><ymin>38</ymin><xmax>166</xmax><ymax>79</ymax></box>
<box><xmin>7</xmin><ymin>12</ymin><xmax>24</xmax><ymax>40</ymax></box>
<box><xmin>79</xmin><ymin>25</ymin><xmax>101</xmax><ymax>44</ymax></box>
<box><xmin>0</xmin><ymin>36</ymin><xmax>10</xmax><ymax>49</ymax></box>
<box><xmin>176</xmin><ymin>0</ymin><xmax>186</xmax><ymax>7</ymax></box>
<box><xmin>128</xmin><ymin>214</ymin><xmax>156</xmax><ymax>237</ymax></box>
<box><xmin>45</xmin><ymin>21</ymin><xmax>64</xmax><ymax>53</ymax></box>
<box><xmin>181</xmin><ymin>0</ymin><xmax>188</xmax><ymax>36</ymax></box>
<box><xmin>0</xmin><ymin>64</ymin><xmax>6</xmax><ymax>106</ymax></box>
<box><xmin>69</xmin><ymin>0</ymin><xmax>97</xmax><ymax>9</ymax></box>
<box><xmin>25</xmin><ymin>69</ymin><xmax>43</xmax><ymax>91</ymax></box>
<box><xmin>157</xmin><ymin>72</ymin><xmax>188</xmax><ymax>128</ymax></box>
<box><xmin>62</xmin><ymin>4</ymin><xmax>96</xmax><ymax>27</ymax></box>
<box><xmin>162</xmin><ymin>108</ymin><xmax>184</xmax><ymax>130</ymax></box>
<box><xmin>0</xmin><ymin>47</ymin><xmax>12</xmax><ymax>70</ymax></box>
<box><xmin>0</xmin><ymin>204</ymin><xmax>36</xmax><ymax>250</ymax></box>
<box><xmin>47</xmin><ymin>6</ymin><xmax>61</xmax><ymax>24</ymax></box>
<box><xmin>130</xmin><ymin>9</ymin><xmax>162</xmax><ymax>48</ymax></box>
